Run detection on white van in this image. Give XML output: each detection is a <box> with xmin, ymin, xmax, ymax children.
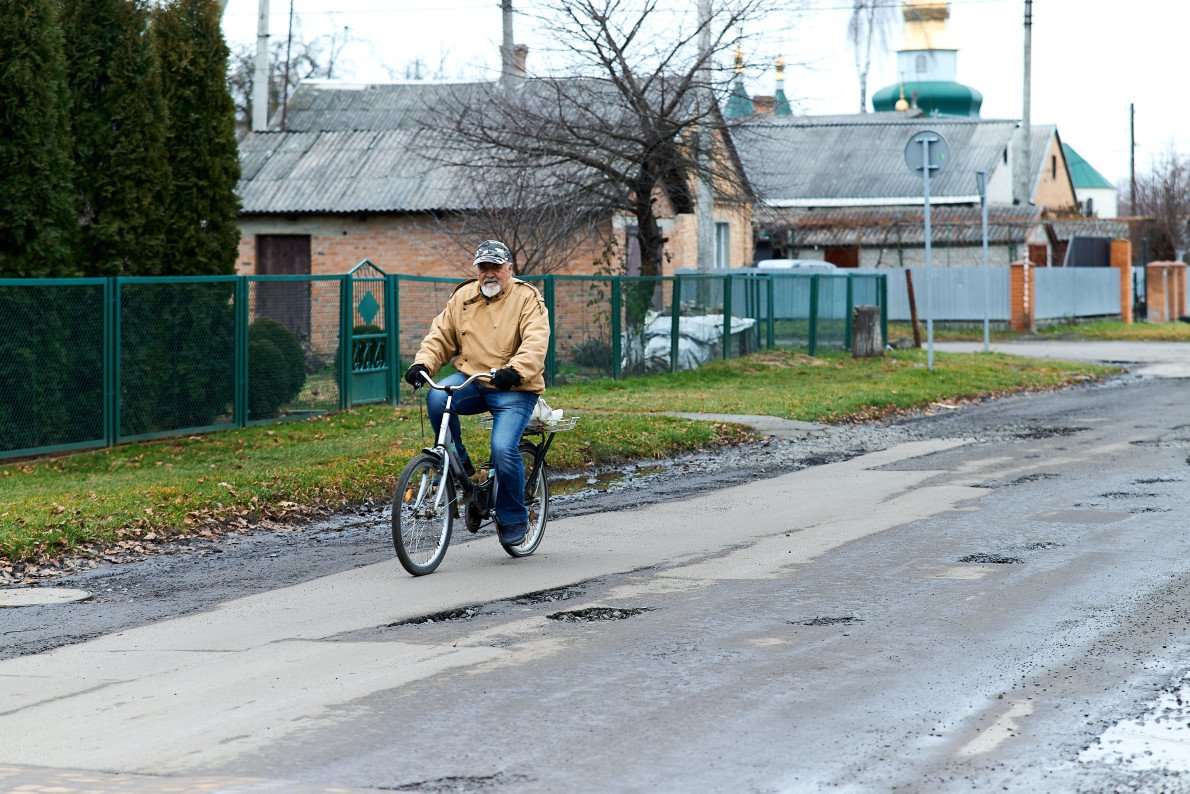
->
<box><xmin>754</xmin><ymin>259</ymin><xmax>838</xmax><ymax>274</ymax></box>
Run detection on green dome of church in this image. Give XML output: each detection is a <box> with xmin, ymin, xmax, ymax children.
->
<box><xmin>872</xmin><ymin>81</ymin><xmax>982</xmax><ymax>117</ymax></box>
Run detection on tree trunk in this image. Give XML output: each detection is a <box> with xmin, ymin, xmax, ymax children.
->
<box><xmin>852</xmin><ymin>305</ymin><xmax>883</xmax><ymax>358</ymax></box>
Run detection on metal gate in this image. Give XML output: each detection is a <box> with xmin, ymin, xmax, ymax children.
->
<box><xmin>348</xmin><ymin>260</ymin><xmax>391</xmax><ymax>405</ymax></box>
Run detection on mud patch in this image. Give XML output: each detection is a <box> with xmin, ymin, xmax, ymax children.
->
<box><xmin>513</xmin><ymin>585</ymin><xmax>585</xmax><ymax>605</ymax></box>
<box><xmin>547</xmin><ymin>607</ymin><xmax>653</xmax><ymax>623</ymax></box>
<box><xmin>388</xmin><ymin>606</ymin><xmax>484</xmax><ymax>626</ymax></box>
<box><xmin>384</xmin><ymin>772</ymin><xmax>532</xmax><ymax>792</ymax></box>
<box><xmin>959</xmin><ymin>553</ymin><xmax>1023</xmax><ymax>564</ymax></box>
<box><xmin>795</xmin><ymin>616</ymin><xmax>863</xmax><ymax>626</ymax></box>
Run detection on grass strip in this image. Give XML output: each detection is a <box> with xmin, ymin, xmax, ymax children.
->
<box><xmin>1</xmin><ymin>348</ymin><xmax>1115</xmax><ymax>568</ymax></box>
<box><xmin>894</xmin><ymin>319</ymin><xmax>1190</xmax><ymax>343</ymax></box>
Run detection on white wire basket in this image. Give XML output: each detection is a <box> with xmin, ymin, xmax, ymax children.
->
<box><xmin>478</xmin><ymin>414</ymin><xmax>579</xmax><ymax>434</ymax></box>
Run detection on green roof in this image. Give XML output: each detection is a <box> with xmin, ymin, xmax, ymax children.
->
<box><xmin>725</xmin><ymin>78</ymin><xmax>753</xmax><ymax>118</ymax></box>
<box><xmin>1062</xmin><ymin>143</ymin><xmax>1114</xmax><ymax>189</ymax></box>
<box><xmin>871</xmin><ymin>80</ymin><xmax>983</xmax><ymax>117</ymax></box>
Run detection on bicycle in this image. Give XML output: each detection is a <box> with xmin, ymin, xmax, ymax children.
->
<box><xmin>392</xmin><ymin>369</ymin><xmax>576</xmax><ymax>576</ymax></box>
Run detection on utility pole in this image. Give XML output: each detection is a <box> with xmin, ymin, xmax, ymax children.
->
<box><xmin>500</xmin><ymin>0</ymin><xmax>515</xmax><ymax>87</ymax></box>
<box><xmin>252</xmin><ymin>0</ymin><xmax>270</xmax><ymax>132</ymax></box>
<box><xmin>1130</xmin><ymin>103</ymin><xmax>1137</xmax><ymax>217</ymax></box>
<box><xmin>1015</xmin><ymin>0</ymin><xmax>1032</xmax><ymax>205</ymax></box>
<box><xmin>695</xmin><ymin>0</ymin><xmax>716</xmax><ymax>276</ymax></box>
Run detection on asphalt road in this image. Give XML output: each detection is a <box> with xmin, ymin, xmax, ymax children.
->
<box><xmin>3</xmin><ymin>342</ymin><xmax>1190</xmax><ymax>792</ymax></box>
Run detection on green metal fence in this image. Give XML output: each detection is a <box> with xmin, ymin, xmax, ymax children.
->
<box><xmin>1</xmin><ymin>266</ymin><xmax>885</xmax><ymax>461</ymax></box>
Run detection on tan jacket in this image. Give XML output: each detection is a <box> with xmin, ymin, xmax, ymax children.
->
<box><xmin>413</xmin><ymin>278</ymin><xmax>550</xmax><ymax>393</ymax></box>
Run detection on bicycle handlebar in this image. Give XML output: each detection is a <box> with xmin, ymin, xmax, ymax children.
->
<box><xmin>415</xmin><ymin>369</ymin><xmax>495</xmax><ymax>391</ymax></box>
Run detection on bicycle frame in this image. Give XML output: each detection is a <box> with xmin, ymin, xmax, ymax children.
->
<box><xmin>414</xmin><ymin>369</ymin><xmax>552</xmax><ymax>516</ymax></box>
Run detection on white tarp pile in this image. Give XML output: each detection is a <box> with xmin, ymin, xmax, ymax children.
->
<box><xmin>622</xmin><ymin>311</ymin><xmax>758</xmax><ymax>373</ymax></box>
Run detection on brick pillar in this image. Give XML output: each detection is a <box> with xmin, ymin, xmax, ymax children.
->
<box><xmin>1110</xmin><ymin>240</ymin><xmax>1133</xmax><ymax>324</ymax></box>
<box><xmin>1009</xmin><ymin>261</ymin><xmax>1034</xmax><ymax>332</ymax></box>
<box><xmin>1177</xmin><ymin>264</ymin><xmax>1188</xmax><ymax>320</ymax></box>
<box><xmin>1145</xmin><ymin>262</ymin><xmax>1187</xmax><ymax>322</ymax></box>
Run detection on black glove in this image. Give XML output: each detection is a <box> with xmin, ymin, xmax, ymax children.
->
<box><xmin>490</xmin><ymin>367</ymin><xmax>521</xmax><ymax>391</ymax></box>
<box><xmin>404</xmin><ymin>364</ymin><xmax>429</xmax><ymax>388</ymax></box>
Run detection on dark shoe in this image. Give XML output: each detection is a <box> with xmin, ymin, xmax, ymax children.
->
<box><xmin>497</xmin><ymin>521</ymin><xmax>528</xmax><ymax>546</ymax></box>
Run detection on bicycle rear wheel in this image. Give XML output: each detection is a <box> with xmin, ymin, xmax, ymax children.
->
<box><xmin>393</xmin><ymin>453</ymin><xmax>454</xmax><ymax>575</ymax></box>
<box><xmin>502</xmin><ymin>443</ymin><xmax>547</xmax><ymax>557</ymax></box>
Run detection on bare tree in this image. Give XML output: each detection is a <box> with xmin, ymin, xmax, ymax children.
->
<box><xmin>434</xmin><ymin>0</ymin><xmax>768</xmax><ymax>286</ymax></box>
<box><xmin>430</xmin><ymin>165</ymin><xmax>613</xmax><ymax>277</ymax></box>
<box><xmin>226</xmin><ymin>24</ymin><xmax>357</xmax><ymax>137</ymax></box>
<box><xmin>847</xmin><ymin>0</ymin><xmax>895</xmax><ymax>113</ymax></box>
<box><xmin>1131</xmin><ymin>147</ymin><xmax>1190</xmax><ymax>261</ymax></box>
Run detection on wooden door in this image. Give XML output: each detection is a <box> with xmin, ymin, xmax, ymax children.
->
<box><xmin>256</xmin><ymin>235</ymin><xmax>312</xmax><ymax>343</ymax></box>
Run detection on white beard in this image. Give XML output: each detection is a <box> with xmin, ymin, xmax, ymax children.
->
<box><xmin>480</xmin><ymin>281</ymin><xmax>502</xmax><ymax>298</ymax></box>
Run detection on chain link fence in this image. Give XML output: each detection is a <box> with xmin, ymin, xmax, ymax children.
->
<box><xmin>1</xmin><ymin>268</ymin><xmax>885</xmax><ymax>461</ymax></box>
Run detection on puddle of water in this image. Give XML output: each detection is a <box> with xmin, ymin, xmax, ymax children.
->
<box><xmin>549</xmin><ymin>465</ymin><xmax>667</xmax><ymax>498</ymax></box>
<box><xmin>546</xmin><ymin>607</ymin><xmax>653</xmax><ymax>623</ymax></box>
<box><xmin>0</xmin><ymin>588</ymin><xmax>92</xmax><ymax>607</ymax></box>
<box><xmin>1081</xmin><ymin>677</ymin><xmax>1190</xmax><ymax>773</ymax></box>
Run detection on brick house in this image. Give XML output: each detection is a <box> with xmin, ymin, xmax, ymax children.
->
<box><xmin>234</xmin><ymin>80</ymin><xmax>754</xmax><ymax>282</ymax></box>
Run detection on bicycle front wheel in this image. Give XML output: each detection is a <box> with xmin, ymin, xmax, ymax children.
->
<box><xmin>393</xmin><ymin>453</ymin><xmax>455</xmax><ymax>575</ymax></box>
<box><xmin>503</xmin><ymin>443</ymin><xmax>547</xmax><ymax>558</ymax></box>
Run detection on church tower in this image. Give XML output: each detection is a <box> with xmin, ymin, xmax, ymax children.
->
<box><xmin>871</xmin><ymin>0</ymin><xmax>982</xmax><ymax>116</ymax></box>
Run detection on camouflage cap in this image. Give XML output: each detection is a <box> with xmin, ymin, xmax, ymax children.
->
<box><xmin>473</xmin><ymin>240</ymin><xmax>513</xmax><ymax>267</ymax></box>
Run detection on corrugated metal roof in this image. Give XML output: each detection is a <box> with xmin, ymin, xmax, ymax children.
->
<box><xmin>757</xmin><ymin>205</ymin><xmax>1042</xmax><ymax>246</ymax></box>
<box><xmin>732</xmin><ymin>114</ymin><xmax>1019</xmax><ymax>204</ymax></box>
<box><xmin>238</xmin><ymin>127</ymin><xmax>485</xmax><ymax>214</ymax></box>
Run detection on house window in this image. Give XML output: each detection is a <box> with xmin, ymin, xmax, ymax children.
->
<box><xmin>915</xmin><ymin>54</ymin><xmax>927</xmax><ymax>73</ymax></box>
<box><xmin>715</xmin><ymin>222</ymin><xmax>730</xmax><ymax>268</ymax></box>
<box><xmin>1051</xmin><ymin>155</ymin><xmax>1057</xmax><ymax>178</ymax></box>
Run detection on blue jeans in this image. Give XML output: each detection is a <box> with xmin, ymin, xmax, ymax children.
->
<box><xmin>425</xmin><ymin>372</ymin><xmax>538</xmax><ymax>527</ymax></box>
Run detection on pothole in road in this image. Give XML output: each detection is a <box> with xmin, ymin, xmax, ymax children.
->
<box><xmin>959</xmin><ymin>553</ymin><xmax>1023</xmax><ymax>564</ymax></box>
<box><xmin>1021</xmin><ymin>541</ymin><xmax>1063</xmax><ymax>551</ymax></box>
<box><xmin>1010</xmin><ymin>472</ymin><xmax>1060</xmax><ymax>485</ymax></box>
<box><xmin>513</xmin><ymin>585</ymin><xmax>585</xmax><ymax>605</ymax></box>
<box><xmin>1125</xmin><ymin>506</ymin><xmax>1171</xmax><ymax>514</ymax></box>
<box><xmin>388</xmin><ymin>606</ymin><xmax>484</xmax><ymax>626</ymax></box>
<box><xmin>1134</xmin><ymin>477</ymin><xmax>1183</xmax><ymax>484</ymax></box>
<box><xmin>797</xmin><ymin>452</ymin><xmax>856</xmax><ymax>467</ymax></box>
<box><xmin>383</xmin><ymin>772</ymin><xmax>531</xmax><ymax>792</ymax></box>
<box><xmin>794</xmin><ymin>616</ymin><xmax>862</xmax><ymax>626</ymax></box>
<box><xmin>546</xmin><ymin>607</ymin><xmax>653</xmax><ymax>623</ymax></box>
<box><xmin>1012</xmin><ymin>426</ymin><xmax>1089</xmax><ymax>440</ymax></box>
<box><xmin>1099</xmin><ymin>492</ymin><xmax>1159</xmax><ymax>499</ymax></box>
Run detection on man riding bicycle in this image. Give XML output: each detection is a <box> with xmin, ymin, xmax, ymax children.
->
<box><xmin>404</xmin><ymin>240</ymin><xmax>550</xmax><ymax>547</ymax></box>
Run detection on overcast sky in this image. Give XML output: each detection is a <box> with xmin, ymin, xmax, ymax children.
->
<box><xmin>220</xmin><ymin>0</ymin><xmax>1187</xmax><ymax>189</ymax></box>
